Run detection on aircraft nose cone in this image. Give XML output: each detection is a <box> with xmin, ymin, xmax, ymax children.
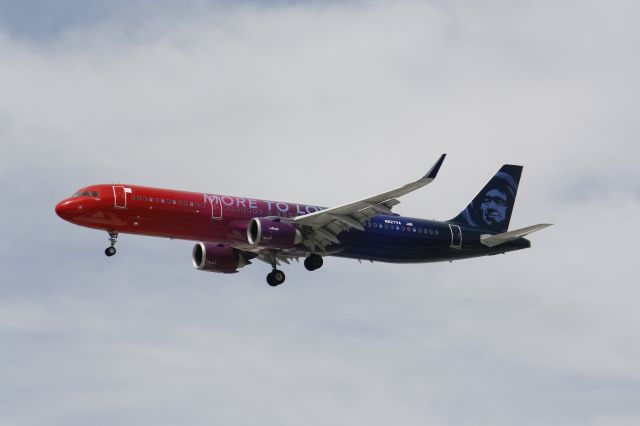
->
<box><xmin>55</xmin><ymin>199</ymin><xmax>86</xmax><ymax>220</ymax></box>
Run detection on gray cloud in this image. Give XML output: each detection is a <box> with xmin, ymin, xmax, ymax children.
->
<box><xmin>1</xmin><ymin>1</ymin><xmax>639</xmax><ymax>425</ymax></box>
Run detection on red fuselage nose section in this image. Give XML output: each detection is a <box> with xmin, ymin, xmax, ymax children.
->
<box><xmin>55</xmin><ymin>198</ymin><xmax>94</xmax><ymax>221</ymax></box>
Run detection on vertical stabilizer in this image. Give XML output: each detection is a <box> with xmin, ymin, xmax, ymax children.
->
<box><xmin>450</xmin><ymin>165</ymin><xmax>523</xmax><ymax>234</ymax></box>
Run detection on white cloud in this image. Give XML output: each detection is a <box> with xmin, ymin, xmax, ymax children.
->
<box><xmin>1</xmin><ymin>1</ymin><xmax>639</xmax><ymax>425</ymax></box>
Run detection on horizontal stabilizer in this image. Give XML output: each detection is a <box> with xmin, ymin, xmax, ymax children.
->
<box><xmin>480</xmin><ymin>224</ymin><xmax>552</xmax><ymax>248</ymax></box>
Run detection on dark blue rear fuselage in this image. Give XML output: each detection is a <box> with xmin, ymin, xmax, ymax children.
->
<box><xmin>332</xmin><ymin>214</ymin><xmax>530</xmax><ymax>263</ymax></box>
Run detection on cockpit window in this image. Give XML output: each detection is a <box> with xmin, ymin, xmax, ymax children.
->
<box><xmin>72</xmin><ymin>190</ymin><xmax>98</xmax><ymax>197</ymax></box>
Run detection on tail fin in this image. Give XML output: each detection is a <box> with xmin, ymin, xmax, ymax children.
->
<box><xmin>450</xmin><ymin>165</ymin><xmax>523</xmax><ymax>234</ymax></box>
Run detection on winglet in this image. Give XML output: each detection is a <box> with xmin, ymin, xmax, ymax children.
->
<box><xmin>425</xmin><ymin>154</ymin><xmax>447</xmax><ymax>179</ymax></box>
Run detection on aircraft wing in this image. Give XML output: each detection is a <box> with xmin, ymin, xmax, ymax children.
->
<box><xmin>293</xmin><ymin>154</ymin><xmax>446</xmax><ymax>251</ymax></box>
<box><xmin>480</xmin><ymin>223</ymin><xmax>552</xmax><ymax>247</ymax></box>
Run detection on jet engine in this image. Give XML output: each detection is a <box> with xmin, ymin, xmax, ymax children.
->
<box><xmin>192</xmin><ymin>243</ymin><xmax>249</xmax><ymax>273</ymax></box>
<box><xmin>247</xmin><ymin>217</ymin><xmax>303</xmax><ymax>249</ymax></box>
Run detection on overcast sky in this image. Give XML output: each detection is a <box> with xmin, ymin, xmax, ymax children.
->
<box><xmin>1</xmin><ymin>1</ymin><xmax>639</xmax><ymax>425</ymax></box>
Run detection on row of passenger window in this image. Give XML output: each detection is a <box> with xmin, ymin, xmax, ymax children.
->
<box><xmin>131</xmin><ymin>196</ymin><xmax>297</xmax><ymax>217</ymax></box>
<box><xmin>363</xmin><ymin>220</ymin><xmax>439</xmax><ymax>236</ymax></box>
<box><xmin>223</xmin><ymin>206</ymin><xmax>298</xmax><ymax>217</ymax></box>
<box><xmin>128</xmin><ymin>196</ymin><xmax>438</xmax><ymax>236</ymax></box>
<box><xmin>131</xmin><ymin>195</ymin><xmax>205</xmax><ymax>208</ymax></box>
<box><xmin>224</xmin><ymin>205</ymin><xmax>261</xmax><ymax>214</ymax></box>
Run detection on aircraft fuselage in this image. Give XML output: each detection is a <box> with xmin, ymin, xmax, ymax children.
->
<box><xmin>55</xmin><ymin>184</ymin><xmax>529</xmax><ymax>265</ymax></box>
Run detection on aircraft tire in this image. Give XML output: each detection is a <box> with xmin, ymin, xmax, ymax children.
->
<box><xmin>266</xmin><ymin>273</ymin><xmax>277</xmax><ymax>286</ymax></box>
<box><xmin>105</xmin><ymin>247</ymin><xmax>116</xmax><ymax>257</ymax></box>
<box><xmin>304</xmin><ymin>254</ymin><xmax>323</xmax><ymax>271</ymax></box>
<box><xmin>267</xmin><ymin>270</ymin><xmax>285</xmax><ymax>286</ymax></box>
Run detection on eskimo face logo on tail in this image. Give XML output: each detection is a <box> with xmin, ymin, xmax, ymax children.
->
<box><xmin>461</xmin><ymin>170</ymin><xmax>519</xmax><ymax>232</ymax></box>
<box><xmin>480</xmin><ymin>188</ymin><xmax>508</xmax><ymax>226</ymax></box>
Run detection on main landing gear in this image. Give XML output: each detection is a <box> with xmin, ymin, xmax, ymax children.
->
<box><xmin>265</xmin><ymin>254</ymin><xmax>324</xmax><ymax>287</ymax></box>
<box><xmin>105</xmin><ymin>230</ymin><xmax>118</xmax><ymax>257</ymax></box>
<box><xmin>304</xmin><ymin>254</ymin><xmax>323</xmax><ymax>271</ymax></box>
<box><xmin>266</xmin><ymin>269</ymin><xmax>286</xmax><ymax>287</ymax></box>
<box><xmin>265</xmin><ymin>254</ymin><xmax>286</xmax><ymax>287</ymax></box>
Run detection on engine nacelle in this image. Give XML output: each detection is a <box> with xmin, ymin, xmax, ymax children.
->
<box><xmin>247</xmin><ymin>217</ymin><xmax>303</xmax><ymax>249</ymax></box>
<box><xmin>192</xmin><ymin>243</ymin><xmax>249</xmax><ymax>273</ymax></box>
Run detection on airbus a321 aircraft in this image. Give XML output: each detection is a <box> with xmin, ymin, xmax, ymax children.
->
<box><xmin>55</xmin><ymin>155</ymin><xmax>550</xmax><ymax>286</ymax></box>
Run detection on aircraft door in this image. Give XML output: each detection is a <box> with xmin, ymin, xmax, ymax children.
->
<box><xmin>112</xmin><ymin>186</ymin><xmax>129</xmax><ymax>209</ymax></box>
<box><xmin>449</xmin><ymin>224</ymin><xmax>462</xmax><ymax>249</ymax></box>
<box><xmin>208</xmin><ymin>195</ymin><xmax>223</xmax><ymax>220</ymax></box>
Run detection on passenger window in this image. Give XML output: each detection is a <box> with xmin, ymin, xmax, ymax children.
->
<box><xmin>137</xmin><ymin>196</ymin><xmax>141</xmax><ymax>200</ymax></box>
<box><xmin>143</xmin><ymin>197</ymin><xmax>147</xmax><ymax>201</ymax></box>
<box><xmin>401</xmin><ymin>226</ymin><xmax>406</xmax><ymax>232</ymax></box>
<box><xmin>155</xmin><ymin>198</ymin><xmax>159</xmax><ymax>203</ymax></box>
<box><xmin>172</xmin><ymin>200</ymin><xmax>176</xmax><ymax>205</ymax></box>
<box><xmin>131</xmin><ymin>195</ymin><xmax>135</xmax><ymax>201</ymax></box>
<box><xmin>395</xmin><ymin>225</ymin><xmax>400</xmax><ymax>231</ymax></box>
<box><xmin>384</xmin><ymin>224</ymin><xmax>388</xmax><ymax>229</ymax></box>
<box><xmin>190</xmin><ymin>202</ymin><xmax>194</xmax><ymax>207</ymax></box>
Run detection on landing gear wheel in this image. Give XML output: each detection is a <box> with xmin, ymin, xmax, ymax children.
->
<box><xmin>266</xmin><ymin>269</ymin><xmax>285</xmax><ymax>287</ymax></box>
<box><xmin>105</xmin><ymin>230</ymin><xmax>118</xmax><ymax>257</ymax></box>
<box><xmin>304</xmin><ymin>254</ymin><xmax>323</xmax><ymax>271</ymax></box>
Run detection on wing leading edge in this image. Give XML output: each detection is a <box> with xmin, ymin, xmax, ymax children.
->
<box><xmin>294</xmin><ymin>154</ymin><xmax>447</xmax><ymax>251</ymax></box>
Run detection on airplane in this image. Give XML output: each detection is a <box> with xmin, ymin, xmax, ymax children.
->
<box><xmin>55</xmin><ymin>154</ymin><xmax>551</xmax><ymax>286</ymax></box>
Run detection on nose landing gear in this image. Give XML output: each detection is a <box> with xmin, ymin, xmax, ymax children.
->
<box><xmin>105</xmin><ymin>230</ymin><xmax>118</xmax><ymax>257</ymax></box>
